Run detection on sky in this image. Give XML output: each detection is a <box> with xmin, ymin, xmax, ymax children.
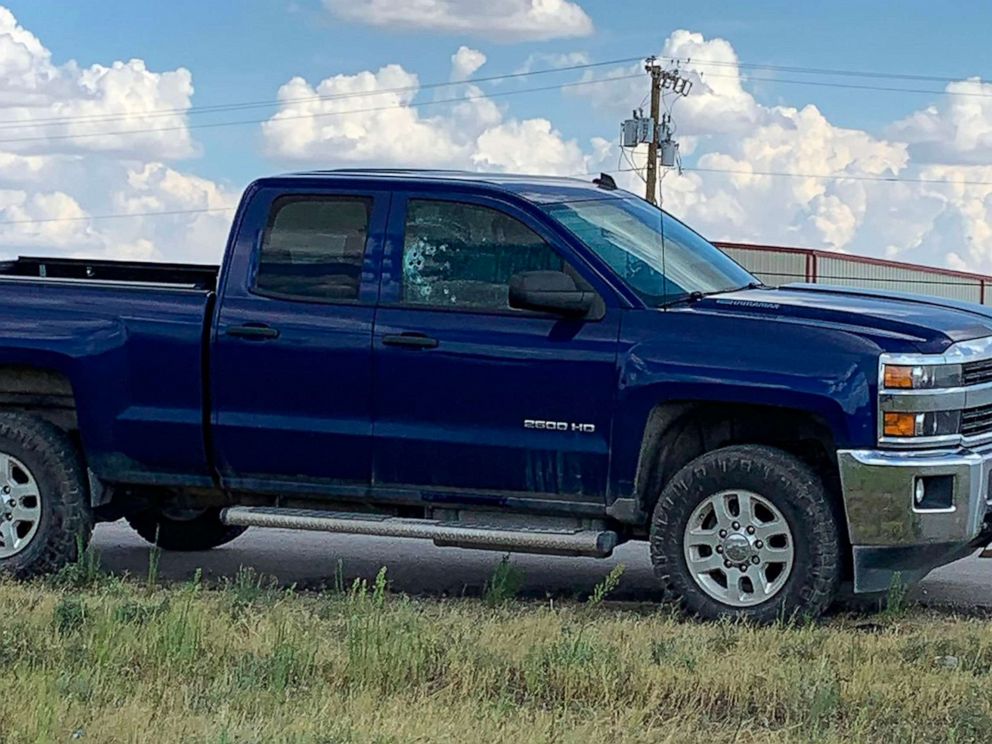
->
<box><xmin>1</xmin><ymin>0</ymin><xmax>992</xmax><ymax>272</ymax></box>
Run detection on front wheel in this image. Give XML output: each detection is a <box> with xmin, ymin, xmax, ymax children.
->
<box><xmin>650</xmin><ymin>445</ymin><xmax>841</xmax><ymax>623</ymax></box>
<box><xmin>126</xmin><ymin>506</ymin><xmax>246</xmax><ymax>551</ymax></box>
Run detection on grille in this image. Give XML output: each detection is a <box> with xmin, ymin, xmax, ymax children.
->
<box><xmin>963</xmin><ymin>359</ymin><xmax>992</xmax><ymax>386</ymax></box>
<box><xmin>961</xmin><ymin>404</ymin><xmax>992</xmax><ymax>438</ymax></box>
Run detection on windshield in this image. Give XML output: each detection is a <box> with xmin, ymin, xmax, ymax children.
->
<box><xmin>541</xmin><ymin>196</ymin><xmax>757</xmax><ymax>306</ymax></box>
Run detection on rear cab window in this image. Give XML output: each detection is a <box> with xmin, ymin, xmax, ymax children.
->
<box><xmin>255</xmin><ymin>196</ymin><xmax>372</xmax><ymax>302</ymax></box>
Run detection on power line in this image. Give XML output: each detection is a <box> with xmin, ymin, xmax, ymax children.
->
<box><xmin>0</xmin><ymin>73</ymin><xmax>645</xmax><ymax>145</ymax></box>
<box><xmin>4</xmin><ymin>59</ymin><xmax>984</xmax><ymax>150</ymax></box>
<box><xmin>660</xmin><ymin>55</ymin><xmax>987</xmax><ymax>86</ymax></box>
<box><xmin>694</xmin><ymin>69</ymin><xmax>992</xmax><ymax>98</ymax></box>
<box><xmin>5</xmin><ymin>54</ymin><xmax>980</xmax><ymax>133</ymax></box>
<box><xmin>592</xmin><ymin>163</ymin><xmax>992</xmax><ymax>187</ymax></box>
<box><xmin>1</xmin><ymin>170</ymin><xmax>638</xmax><ymax>226</ymax></box>
<box><xmin>0</xmin><ymin>56</ymin><xmax>646</xmax><ymax>131</ymax></box>
<box><xmin>684</xmin><ymin>165</ymin><xmax>992</xmax><ymax>186</ymax></box>
<box><xmin>1</xmin><ymin>54</ymin><xmax>984</xmax><ymax>139</ymax></box>
<box><xmin>7</xmin><ymin>164</ymin><xmax>992</xmax><ymax>228</ymax></box>
<box><xmin>0</xmin><ymin>206</ymin><xmax>235</xmax><ymax>226</ymax></box>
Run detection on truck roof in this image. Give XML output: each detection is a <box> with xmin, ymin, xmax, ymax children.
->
<box><xmin>266</xmin><ymin>168</ymin><xmax>619</xmax><ymax>205</ymax></box>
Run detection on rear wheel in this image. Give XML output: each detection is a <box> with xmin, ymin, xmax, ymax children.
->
<box><xmin>126</xmin><ymin>506</ymin><xmax>246</xmax><ymax>551</ymax></box>
<box><xmin>0</xmin><ymin>413</ymin><xmax>92</xmax><ymax>579</ymax></box>
<box><xmin>650</xmin><ymin>445</ymin><xmax>840</xmax><ymax>623</ymax></box>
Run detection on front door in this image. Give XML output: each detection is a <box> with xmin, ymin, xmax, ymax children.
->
<box><xmin>211</xmin><ymin>186</ymin><xmax>389</xmax><ymax>495</ymax></box>
<box><xmin>372</xmin><ymin>192</ymin><xmax>621</xmax><ymax>510</ymax></box>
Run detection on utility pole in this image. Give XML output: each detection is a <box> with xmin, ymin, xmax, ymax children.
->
<box><xmin>644</xmin><ymin>58</ymin><xmax>663</xmax><ymax>205</ymax></box>
<box><xmin>620</xmin><ymin>58</ymin><xmax>692</xmax><ymax>205</ymax></box>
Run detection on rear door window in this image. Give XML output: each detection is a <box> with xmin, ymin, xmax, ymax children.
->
<box><xmin>256</xmin><ymin>196</ymin><xmax>372</xmax><ymax>302</ymax></box>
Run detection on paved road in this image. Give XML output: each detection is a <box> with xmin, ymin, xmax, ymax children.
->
<box><xmin>90</xmin><ymin>521</ymin><xmax>992</xmax><ymax>607</ymax></box>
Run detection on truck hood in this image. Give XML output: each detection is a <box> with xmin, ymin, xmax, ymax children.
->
<box><xmin>688</xmin><ymin>283</ymin><xmax>992</xmax><ymax>353</ymax></box>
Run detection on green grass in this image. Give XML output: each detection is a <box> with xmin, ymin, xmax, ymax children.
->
<box><xmin>2</xmin><ymin>564</ymin><xmax>992</xmax><ymax>743</ymax></box>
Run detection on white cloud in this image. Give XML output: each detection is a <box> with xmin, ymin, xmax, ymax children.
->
<box><xmin>451</xmin><ymin>46</ymin><xmax>486</xmax><ymax>81</ymax></box>
<box><xmin>889</xmin><ymin>78</ymin><xmax>992</xmax><ymax>164</ymax></box>
<box><xmin>573</xmin><ymin>31</ymin><xmax>781</xmax><ymax>137</ymax></box>
<box><xmin>0</xmin><ymin>6</ymin><xmax>236</xmax><ymax>264</ymax></box>
<box><xmin>322</xmin><ymin>0</ymin><xmax>593</xmax><ymax>42</ymax></box>
<box><xmin>261</xmin><ymin>58</ymin><xmax>608</xmax><ymax>177</ymax></box>
<box><xmin>567</xmin><ymin>30</ymin><xmax>992</xmax><ymax>273</ymax></box>
<box><xmin>660</xmin><ymin>103</ymin><xmax>908</xmax><ymax>252</ymax></box>
<box><xmin>262</xmin><ymin>65</ymin><xmax>468</xmax><ymax>166</ymax></box>
<box><xmin>0</xmin><ymin>8</ymin><xmax>196</xmax><ymax>160</ymax></box>
<box><xmin>472</xmin><ymin>120</ymin><xmax>598</xmax><ymax>173</ymax></box>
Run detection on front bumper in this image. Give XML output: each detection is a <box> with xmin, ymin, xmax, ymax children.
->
<box><xmin>837</xmin><ymin>446</ymin><xmax>992</xmax><ymax>593</ymax></box>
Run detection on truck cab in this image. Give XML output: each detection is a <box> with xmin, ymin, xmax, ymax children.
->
<box><xmin>0</xmin><ymin>169</ymin><xmax>989</xmax><ymax>622</ymax></box>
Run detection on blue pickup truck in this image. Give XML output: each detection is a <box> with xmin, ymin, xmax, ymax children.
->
<box><xmin>0</xmin><ymin>169</ymin><xmax>990</xmax><ymax>620</ymax></box>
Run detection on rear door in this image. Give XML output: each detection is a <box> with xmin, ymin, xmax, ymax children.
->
<box><xmin>211</xmin><ymin>185</ymin><xmax>388</xmax><ymax>495</ymax></box>
<box><xmin>372</xmin><ymin>191</ymin><xmax>622</xmax><ymax>510</ymax></box>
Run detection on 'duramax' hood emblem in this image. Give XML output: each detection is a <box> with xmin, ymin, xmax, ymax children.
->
<box><xmin>713</xmin><ymin>298</ymin><xmax>781</xmax><ymax>310</ymax></box>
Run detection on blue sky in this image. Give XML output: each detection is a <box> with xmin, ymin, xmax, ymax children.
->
<box><xmin>7</xmin><ymin>0</ymin><xmax>989</xmax><ymax>186</ymax></box>
<box><xmin>0</xmin><ymin>1</ymin><xmax>991</xmax><ymax>272</ymax></box>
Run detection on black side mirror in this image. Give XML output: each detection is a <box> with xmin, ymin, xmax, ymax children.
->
<box><xmin>508</xmin><ymin>270</ymin><xmax>596</xmax><ymax>317</ymax></box>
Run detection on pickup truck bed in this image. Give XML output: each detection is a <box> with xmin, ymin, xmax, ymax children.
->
<box><xmin>0</xmin><ymin>263</ymin><xmax>214</xmax><ymax>484</ymax></box>
<box><xmin>0</xmin><ymin>256</ymin><xmax>218</xmax><ymax>290</ymax></box>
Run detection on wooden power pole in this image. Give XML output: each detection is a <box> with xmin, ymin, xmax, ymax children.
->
<box><xmin>622</xmin><ymin>58</ymin><xmax>690</xmax><ymax>204</ymax></box>
<box><xmin>644</xmin><ymin>59</ymin><xmax>663</xmax><ymax>205</ymax></box>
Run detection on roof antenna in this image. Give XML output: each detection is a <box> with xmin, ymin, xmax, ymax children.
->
<box><xmin>593</xmin><ymin>172</ymin><xmax>617</xmax><ymax>190</ymax></box>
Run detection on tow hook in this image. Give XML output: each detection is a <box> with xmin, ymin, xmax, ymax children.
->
<box><xmin>976</xmin><ymin>514</ymin><xmax>992</xmax><ymax>558</ymax></box>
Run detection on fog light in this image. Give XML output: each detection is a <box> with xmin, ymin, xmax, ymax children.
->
<box><xmin>913</xmin><ymin>475</ymin><xmax>954</xmax><ymax>511</ymax></box>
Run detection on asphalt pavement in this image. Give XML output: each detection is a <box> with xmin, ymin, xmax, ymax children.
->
<box><xmin>90</xmin><ymin>521</ymin><xmax>992</xmax><ymax>608</ymax></box>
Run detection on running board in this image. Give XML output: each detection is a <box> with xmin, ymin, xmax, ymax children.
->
<box><xmin>220</xmin><ymin>506</ymin><xmax>618</xmax><ymax>558</ymax></box>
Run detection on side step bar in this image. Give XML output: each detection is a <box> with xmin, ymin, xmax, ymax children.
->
<box><xmin>220</xmin><ymin>506</ymin><xmax>618</xmax><ymax>558</ymax></box>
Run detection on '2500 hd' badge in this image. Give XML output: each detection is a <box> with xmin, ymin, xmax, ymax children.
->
<box><xmin>524</xmin><ymin>419</ymin><xmax>596</xmax><ymax>433</ymax></box>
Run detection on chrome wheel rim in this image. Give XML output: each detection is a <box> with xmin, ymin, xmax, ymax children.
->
<box><xmin>682</xmin><ymin>489</ymin><xmax>795</xmax><ymax>608</ymax></box>
<box><xmin>0</xmin><ymin>453</ymin><xmax>42</xmax><ymax>560</ymax></box>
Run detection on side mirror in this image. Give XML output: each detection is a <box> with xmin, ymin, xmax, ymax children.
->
<box><xmin>508</xmin><ymin>270</ymin><xmax>596</xmax><ymax>318</ymax></box>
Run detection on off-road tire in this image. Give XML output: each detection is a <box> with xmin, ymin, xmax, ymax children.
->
<box><xmin>650</xmin><ymin>445</ymin><xmax>841</xmax><ymax>623</ymax></box>
<box><xmin>0</xmin><ymin>413</ymin><xmax>92</xmax><ymax>578</ymax></box>
<box><xmin>126</xmin><ymin>507</ymin><xmax>246</xmax><ymax>551</ymax></box>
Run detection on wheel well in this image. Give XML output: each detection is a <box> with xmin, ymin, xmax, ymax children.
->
<box><xmin>634</xmin><ymin>401</ymin><xmax>848</xmax><ymax>558</ymax></box>
<box><xmin>0</xmin><ymin>366</ymin><xmax>77</xmax><ymax>431</ymax></box>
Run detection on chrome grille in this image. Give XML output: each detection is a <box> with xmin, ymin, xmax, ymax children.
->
<box><xmin>962</xmin><ymin>404</ymin><xmax>992</xmax><ymax>437</ymax></box>
<box><xmin>963</xmin><ymin>359</ymin><xmax>992</xmax><ymax>386</ymax></box>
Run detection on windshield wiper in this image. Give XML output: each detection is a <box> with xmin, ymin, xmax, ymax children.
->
<box><xmin>703</xmin><ymin>281</ymin><xmax>766</xmax><ymax>297</ymax></box>
<box><xmin>657</xmin><ymin>290</ymin><xmax>703</xmax><ymax>308</ymax></box>
<box><xmin>658</xmin><ymin>282</ymin><xmax>765</xmax><ymax>309</ymax></box>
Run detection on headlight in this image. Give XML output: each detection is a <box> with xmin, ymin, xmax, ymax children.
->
<box><xmin>882</xmin><ymin>363</ymin><xmax>962</xmax><ymax>390</ymax></box>
<box><xmin>882</xmin><ymin>410</ymin><xmax>961</xmax><ymax>438</ymax></box>
<box><xmin>879</xmin><ymin>339</ymin><xmax>992</xmax><ymax>447</ymax></box>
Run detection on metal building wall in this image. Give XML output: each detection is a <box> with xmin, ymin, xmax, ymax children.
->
<box><xmin>720</xmin><ymin>246</ymin><xmax>807</xmax><ymax>287</ymax></box>
<box><xmin>816</xmin><ymin>255</ymin><xmax>982</xmax><ymax>303</ymax></box>
<box><xmin>716</xmin><ymin>242</ymin><xmax>990</xmax><ymax>306</ymax></box>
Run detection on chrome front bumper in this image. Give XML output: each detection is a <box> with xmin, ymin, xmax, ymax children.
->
<box><xmin>837</xmin><ymin>446</ymin><xmax>992</xmax><ymax>593</ymax></box>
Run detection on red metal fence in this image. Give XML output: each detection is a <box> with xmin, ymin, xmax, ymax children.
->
<box><xmin>715</xmin><ymin>242</ymin><xmax>992</xmax><ymax>306</ymax></box>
